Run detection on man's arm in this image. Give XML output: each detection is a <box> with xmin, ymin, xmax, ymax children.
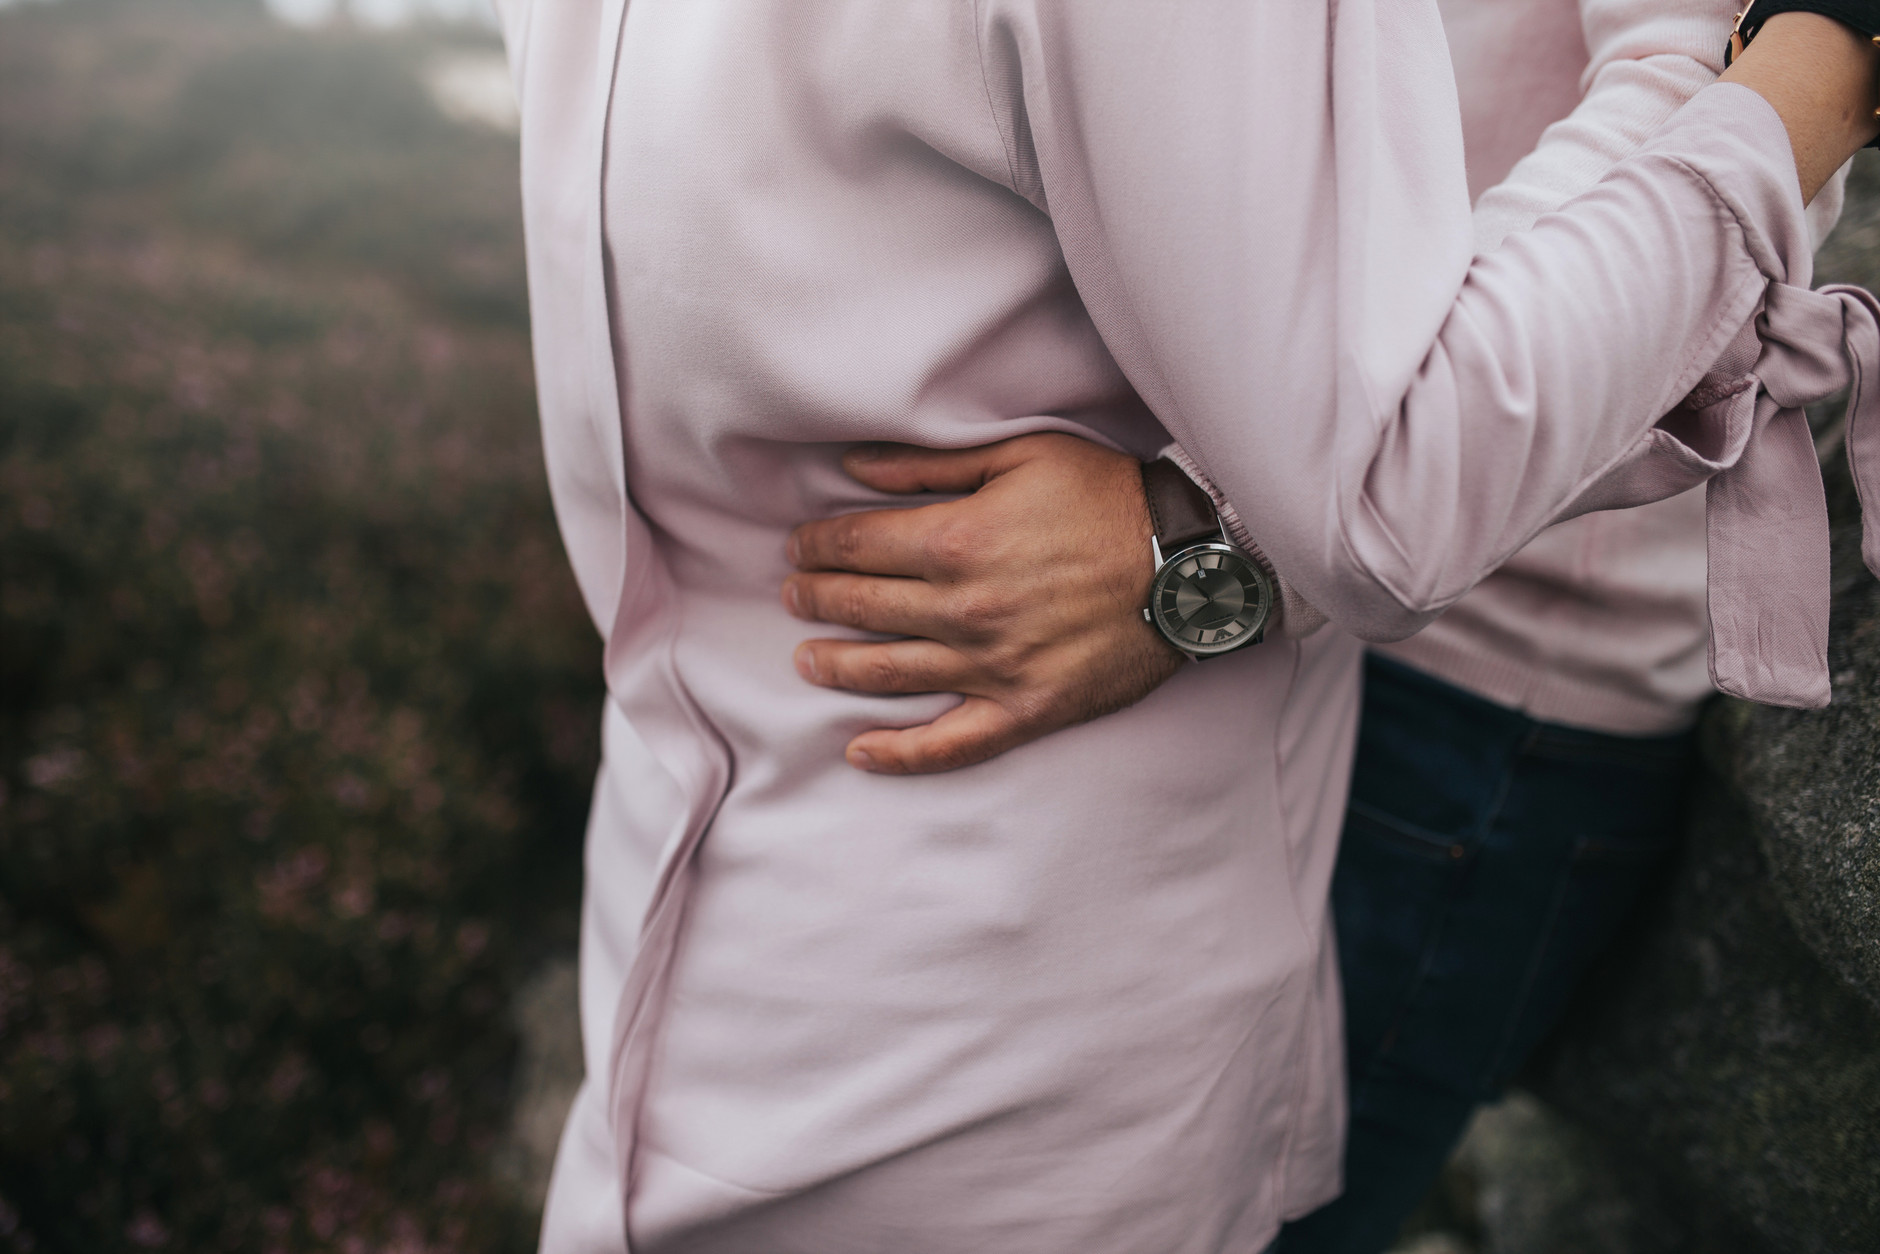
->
<box><xmin>786</xmin><ymin>11</ymin><xmax>1880</xmax><ymax>774</ymax></box>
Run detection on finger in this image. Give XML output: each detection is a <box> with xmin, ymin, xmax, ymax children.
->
<box><xmin>841</xmin><ymin>434</ymin><xmax>1065</xmax><ymax>495</ymax></box>
<box><xmin>789</xmin><ymin>501</ymin><xmax>959</xmax><ymax>576</ymax></box>
<box><xmin>842</xmin><ymin>696</ymin><xmax>1027</xmax><ymax>774</ymax></box>
<box><xmin>782</xmin><ymin>570</ymin><xmax>948</xmax><ymax>636</ymax></box>
<box><xmin>793</xmin><ymin>638</ymin><xmax>978</xmax><ymax>695</ymax></box>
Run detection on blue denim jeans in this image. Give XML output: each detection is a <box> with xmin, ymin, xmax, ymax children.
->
<box><xmin>1272</xmin><ymin>653</ymin><xmax>1694</xmax><ymax>1254</ymax></box>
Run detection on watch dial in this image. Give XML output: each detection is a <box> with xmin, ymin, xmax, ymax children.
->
<box><xmin>1150</xmin><ymin>543</ymin><xmax>1272</xmax><ymax>656</ymax></box>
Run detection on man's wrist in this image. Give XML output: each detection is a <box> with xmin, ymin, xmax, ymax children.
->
<box><xmin>1153</xmin><ymin>443</ymin><xmax>1329</xmax><ymax>640</ymax></box>
<box><xmin>1139</xmin><ymin>456</ymin><xmax>1272</xmax><ymax>657</ymax></box>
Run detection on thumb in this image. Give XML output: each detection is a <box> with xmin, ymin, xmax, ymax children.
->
<box><xmin>842</xmin><ymin>696</ymin><xmax>1026</xmax><ymax>774</ymax></box>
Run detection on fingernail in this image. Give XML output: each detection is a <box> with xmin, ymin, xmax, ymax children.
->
<box><xmin>847</xmin><ymin>445</ymin><xmax>881</xmax><ymax>464</ymax></box>
<box><xmin>796</xmin><ymin>647</ymin><xmax>820</xmax><ymax>682</ymax></box>
<box><xmin>786</xmin><ymin>533</ymin><xmax>801</xmax><ymax>564</ymax></box>
<box><xmin>783</xmin><ymin>581</ymin><xmax>800</xmax><ymax>615</ymax></box>
<box><xmin>847</xmin><ymin>747</ymin><xmax>875</xmax><ymax>771</ymax></box>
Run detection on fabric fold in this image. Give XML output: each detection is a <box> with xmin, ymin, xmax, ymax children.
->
<box><xmin>1704</xmin><ymin>282</ymin><xmax>1880</xmax><ymax>707</ymax></box>
<box><xmin>1160</xmin><ymin>441</ymin><xmax>1331</xmax><ymax>640</ymax></box>
<box><xmin>1172</xmin><ymin>281</ymin><xmax>1880</xmax><ymax>712</ymax></box>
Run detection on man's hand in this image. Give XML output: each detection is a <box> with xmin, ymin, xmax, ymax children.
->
<box><xmin>783</xmin><ymin>433</ymin><xmax>1183</xmax><ymax>774</ymax></box>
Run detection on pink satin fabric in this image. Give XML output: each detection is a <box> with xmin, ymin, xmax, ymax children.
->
<box><xmin>490</xmin><ymin>0</ymin><xmax>1880</xmax><ymax>1247</ymax></box>
<box><xmin>1705</xmin><ymin>282</ymin><xmax>1880</xmax><ymax>705</ymax></box>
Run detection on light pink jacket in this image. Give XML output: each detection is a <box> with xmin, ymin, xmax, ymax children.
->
<box><xmin>492</xmin><ymin>1</ymin><xmax>1880</xmax><ymax>1250</ymax></box>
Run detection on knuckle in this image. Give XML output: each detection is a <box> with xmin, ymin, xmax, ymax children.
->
<box><xmin>1003</xmin><ymin>687</ymin><xmax>1060</xmax><ymax>731</ymax></box>
<box><xmin>832</xmin><ymin>581</ymin><xmax>872</xmax><ymax>626</ymax></box>
<box><xmin>923</xmin><ymin>516</ymin><xmax>977</xmax><ymax>572</ymax></box>
<box><xmin>832</xmin><ymin>518</ymin><xmax>867</xmax><ymax>567</ymax></box>
<box><xmin>859</xmin><ymin>651</ymin><xmax>907</xmax><ymax>691</ymax></box>
<box><xmin>980</xmin><ymin>638</ymin><xmax>1030</xmax><ymax>679</ymax></box>
<box><xmin>950</xmin><ymin>586</ymin><xmax>1006</xmax><ymax>634</ymax></box>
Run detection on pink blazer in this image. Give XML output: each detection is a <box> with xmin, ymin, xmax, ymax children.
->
<box><xmin>492</xmin><ymin>1</ymin><xmax>1880</xmax><ymax>1249</ymax></box>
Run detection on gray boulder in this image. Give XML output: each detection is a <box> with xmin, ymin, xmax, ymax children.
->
<box><xmin>1401</xmin><ymin>154</ymin><xmax>1880</xmax><ymax>1254</ymax></box>
<box><xmin>1723</xmin><ymin>473</ymin><xmax>1880</xmax><ymax>1013</ymax></box>
<box><xmin>1532</xmin><ymin>748</ymin><xmax>1880</xmax><ymax>1254</ymax></box>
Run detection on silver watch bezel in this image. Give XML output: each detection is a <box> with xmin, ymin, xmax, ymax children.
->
<box><xmin>1145</xmin><ymin>538</ymin><xmax>1273</xmax><ymax>658</ymax></box>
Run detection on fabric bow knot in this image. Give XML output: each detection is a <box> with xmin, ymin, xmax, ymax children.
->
<box><xmin>1706</xmin><ymin>281</ymin><xmax>1880</xmax><ymax>708</ymax></box>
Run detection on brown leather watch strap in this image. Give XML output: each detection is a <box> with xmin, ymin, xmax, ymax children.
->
<box><xmin>1141</xmin><ymin>457</ymin><xmax>1221</xmax><ymax>551</ymax></box>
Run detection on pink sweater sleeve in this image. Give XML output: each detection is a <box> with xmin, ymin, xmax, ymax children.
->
<box><xmin>1186</xmin><ymin>0</ymin><xmax>1795</xmax><ymax>645</ymax></box>
<box><xmin>983</xmin><ymin>0</ymin><xmax>1807</xmax><ymax>640</ymax></box>
<box><xmin>1473</xmin><ymin>0</ymin><xmax>1844</xmax><ymax>255</ymax></box>
<box><xmin>1313</xmin><ymin>84</ymin><xmax>1797</xmax><ymax>637</ymax></box>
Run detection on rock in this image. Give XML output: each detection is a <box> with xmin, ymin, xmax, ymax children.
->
<box><xmin>1390</xmin><ymin>1234</ymin><xmax>1476</xmax><ymax>1254</ymax></box>
<box><xmin>1531</xmin><ymin>765</ymin><xmax>1880</xmax><ymax>1254</ymax></box>
<box><xmin>1720</xmin><ymin>455</ymin><xmax>1880</xmax><ymax>1013</ymax></box>
<box><xmin>1813</xmin><ymin>150</ymin><xmax>1880</xmax><ymax>299</ymax></box>
<box><xmin>1395</xmin><ymin>1090</ymin><xmax>1685</xmax><ymax>1254</ymax></box>
<box><xmin>1447</xmin><ymin>1093</ymin><xmax>1665</xmax><ymax>1254</ymax></box>
<box><xmin>1423</xmin><ymin>153</ymin><xmax>1880</xmax><ymax>1254</ymax></box>
<box><xmin>1737</xmin><ymin>146</ymin><xmax>1880</xmax><ymax>1014</ymax></box>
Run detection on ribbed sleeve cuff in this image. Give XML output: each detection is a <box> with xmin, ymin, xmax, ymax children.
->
<box><xmin>1159</xmin><ymin>443</ymin><xmax>1330</xmax><ymax>640</ymax></box>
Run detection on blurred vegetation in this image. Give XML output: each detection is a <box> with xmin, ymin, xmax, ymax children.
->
<box><xmin>0</xmin><ymin>2</ymin><xmax>600</xmax><ymax>1251</ymax></box>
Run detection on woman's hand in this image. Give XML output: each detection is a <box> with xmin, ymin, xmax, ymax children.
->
<box><xmin>1720</xmin><ymin>11</ymin><xmax>1880</xmax><ymax>204</ymax></box>
<box><xmin>781</xmin><ymin>434</ymin><xmax>1183</xmax><ymax>774</ymax></box>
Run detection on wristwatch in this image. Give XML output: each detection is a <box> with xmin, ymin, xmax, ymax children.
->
<box><xmin>1139</xmin><ymin>457</ymin><xmax>1274</xmax><ymax>658</ymax></box>
<box><xmin>1727</xmin><ymin>0</ymin><xmax>1880</xmax><ymax>154</ymax></box>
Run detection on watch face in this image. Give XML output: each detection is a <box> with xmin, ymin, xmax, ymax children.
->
<box><xmin>1149</xmin><ymin>543</ymin><xmax>1273</xmax><ymax>656</ymax></box>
